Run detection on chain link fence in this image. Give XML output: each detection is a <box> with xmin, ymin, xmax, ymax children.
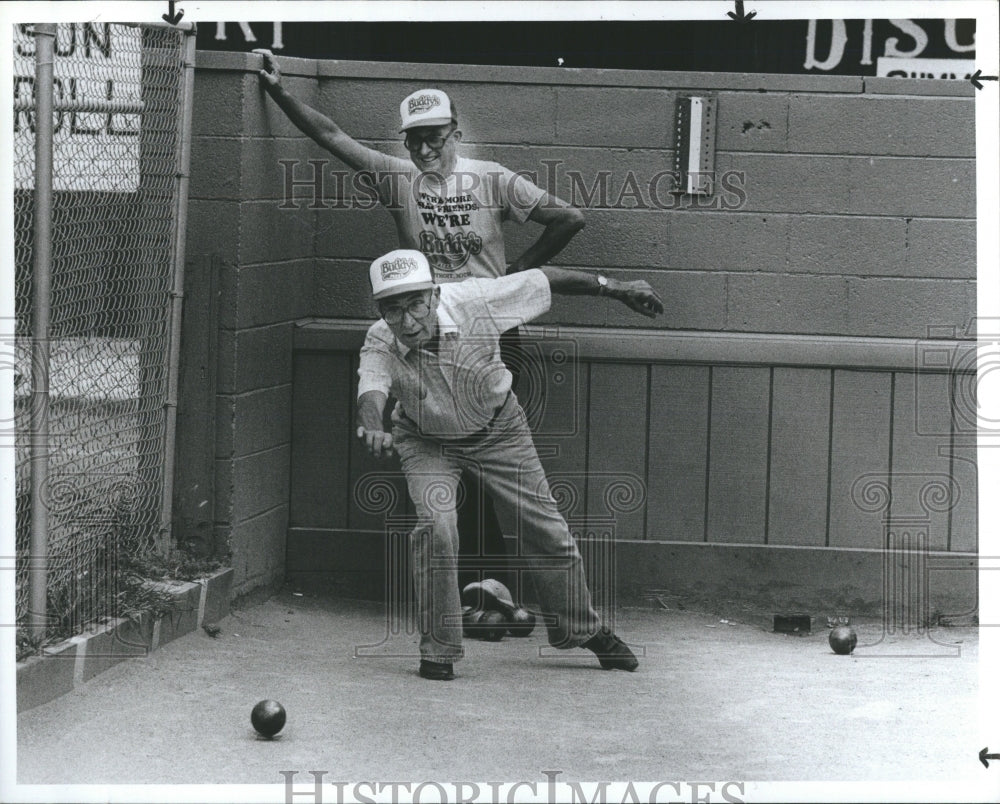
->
<box><xmin>13</xmin><ymin>22</ymin><xmax>193</xmax><ymax>645</ymax></box>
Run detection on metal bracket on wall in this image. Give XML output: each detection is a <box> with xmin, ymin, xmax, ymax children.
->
<box><xmin>672</xmin><ymin>95</ymin><xmax>717</xmax><ymax>196</ymax></box>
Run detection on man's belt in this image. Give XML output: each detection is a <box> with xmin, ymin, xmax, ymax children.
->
<box><xmin>402</xmin><ymin>391</ymin><xmax>514</xmax><ymax>443</ymax></box>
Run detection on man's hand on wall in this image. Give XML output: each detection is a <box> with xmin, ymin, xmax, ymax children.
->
<box><xmin>253</xmin><ymin>49</ymin><xmax>282</xmax><ymax>91</ymax></box>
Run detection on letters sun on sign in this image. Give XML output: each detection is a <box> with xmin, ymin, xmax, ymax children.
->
<box><xmin>14</xmin><ymin>23</ymin><xmax>142</xmax><ymax>192</ymax></box>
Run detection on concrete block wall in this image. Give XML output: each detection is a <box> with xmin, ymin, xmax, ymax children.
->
<box><xmin>175</xmin><ymin>51</ymin><xmax>976</xmax><ymax>602</ymax></box>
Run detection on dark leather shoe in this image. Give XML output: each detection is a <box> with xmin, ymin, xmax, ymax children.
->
<box><xmin>583</xmin><ymin>628</ymin><xmax>639</xmax><ymax>671</ymax></box>
<box><xmin>418</xmin><ymin>660</ymin><xmax>455</xmax><ymax>681</ymax></box>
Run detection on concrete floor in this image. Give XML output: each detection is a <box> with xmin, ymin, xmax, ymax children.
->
<box><xmin>14</xmin><ymin>589</ymin><xmax>986</xmax><ymax>789</ymax></box>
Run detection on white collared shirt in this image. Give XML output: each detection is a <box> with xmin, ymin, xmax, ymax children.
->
<box><xmin>358</xmin><ymin>270</ymin><xmax>551</xmax><ymax>438</ymax></box>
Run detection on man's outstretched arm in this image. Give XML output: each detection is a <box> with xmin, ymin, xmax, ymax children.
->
<box><xmin>540</xmin><ymin>266</ymin><xmax>664</xmax><ymax>319</ymax></box>
<box><xmin>254</xmin><ymin>49</ymin><xmax>375</xmax><ymax>172</ymax></box>
<box><xmin>356</xmin><ymin>390</ymin><xmax>394</xmax><ymax>459</ymax></box>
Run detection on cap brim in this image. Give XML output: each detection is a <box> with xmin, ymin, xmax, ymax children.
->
<box><xmin>399</xmin><ymin>116</ymin><xmax>454</xmax><ymax>132</ymax></box>
<box><xmin>373</xmin><ymin>280</ymin><xmax>435</xmax><ymax>301</ymax></box>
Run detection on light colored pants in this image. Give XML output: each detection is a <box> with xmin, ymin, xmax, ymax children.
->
<box><xmin>393</xmin><ymin>397</ymin><xmax>602</xmax><ymax>663</ymax></box>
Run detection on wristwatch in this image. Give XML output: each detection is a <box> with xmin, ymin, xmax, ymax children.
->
<box><xmin>596</xmin><ymin>274</ymin><xmax>609</xmax><ymax>296</ymax></box>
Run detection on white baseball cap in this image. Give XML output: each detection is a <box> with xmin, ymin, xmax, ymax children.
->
<box><xmin>399</xmin><ymin>89</ymin><xmax>456</xmax><ymax>132</ymax></box>
<box><xmin>369</xmin><ymin>249</ymin><xmax>435</xmax><ymax>300</ymax></box>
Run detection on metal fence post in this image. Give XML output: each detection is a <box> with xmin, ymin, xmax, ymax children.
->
<box><xmin>28</xmin><ymin>22</ymin><xmax>57</xmax><ymax>638</ymax></box>
<box><xmin>159</xmin><ymin>24</ymin><xmax>197</xmax><ymax>557</ymax></box>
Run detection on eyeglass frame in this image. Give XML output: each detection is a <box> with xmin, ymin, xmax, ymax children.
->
<box><xmin>403</xmin><ymin>126</ymin><xmax>458</xmax><ymax>153</ymax></box>
<box><xmin>379</xmin><ymin>294</ymin><xmax>434</xmax><ymax>325</ymax></box>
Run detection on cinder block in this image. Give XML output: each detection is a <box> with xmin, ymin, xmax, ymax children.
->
<box><xmin>189</xmin><ymin>136</ymin><xmax>244</xmax><ymax>200</ymax></box>
<box><xmin>232</xmin><ymin>260</ymin><xmax>316</xmax><ymax>329</ymax></box>
<box><xmin>213</xmin><ymin>524</ymin><xmax>233</xmax><ymax>559</ymax></box>
<box><xmin>787</xmin><ymin>216</ymin><xmax>907</xmax><ymax>276</ymax></box>
<box><xmin>606</xmin><ymin>269</ymin><xmax>726</xmax><ymax>331</ymax></box>
<box><xmin>231</xmin><ymin>385</ymin><xmax>293</xmax><ymax>458</ymax></box>
<box><xmin>906</xmin><ymin>219</ymin><xmax>977</xmax><ymax>279</ymax></box>
<box><xmin>485</xmin><ymin>144</ymin><xmax>675</xmax><ymax>209</ymax></box>
<box><xmin>217</xmin><ymin>323</ymin><xmax>294</xmax><ymax>395</ymax></box>
<box><xmin>311</xmin><ymin>58</ymin><xmax>865</xmax><ymax>94</ymax></box>
<box><xmin>536</xmin><ymin>209</ymin><xmax>672</xmax><ymax>268</ymax></box>
<box><xmin>716</xmin><ymin>152</ymin><xmax>975</xmax><ymax>218</ymax></box>
<box><xmin>312</xmin><ymin>259</ymin><xmax>381</xmax><ymax>319</ymax></box>
<box><xmin>715</xmin><ymin>92</ymin><xmax>790</xmax><ymax>153</ymax></box>
<box><xmin>231</xmin><ymin>444</ymin><xmax>292</xmax><ymax>521</ymax></box>
<box><xmin>846</xmin><ymin>157</ymin><xmax>975</xmax><ymax>218</ymax></box>
<box><xmin>216</xmin><ymin>261</ymin><xmax>239</xmax><ymax>330</ymax></box>
<box><xmin>864</xmin><ymin>76</ymin><xmax>975</xmax><ymax>97</ymax></box>
<box><xmin>789</xmin><ymin>95</ymin><xmax>975</xmax><ymax>157</ymax></box>
<box><xmin>313</xmin><ymin>205</ymin><xmax>399</xmax><ymax>260</ymax></box>
<box><xmin>236</xmin><ymin>505</ymin><xmax>289</xmax><ymax>582</ymax></box>
<box><xmin>666</xmin><ymin>212</ymin><xmax>788</xmax><ymax>273</ymax></box>
<box><xmin>317</xmin><ymin>77</ymin><xmax>558</xmax><ymax>146</ymax></box>
<box><xmin>847</xmin><ymin>277</ymin><xmax>974</xmax><ymax>339</ymax></box>
<box><xmin>17</xmin><ymin>640</ymin><xmax>77</xmax><ymax>712</ymax></box>
<box><xmin>246</xmin><ymin>73</ymin><xmax>320</xmax><ymax>139</ymax></box>
<box><xmin>192</xmin><ymin>70</ymin><xmax>247</xmax><ymax>138</ymax></box>
<box><xmin>715</xmin><ymin>152</ymin><xmax>853</xmax><ymax>215</ymax></box>
<box><xmin>215</xmin><ymin>456</ymin><xmax>234</xmax><ymax>520</ymax></box>
<box><xmin>727</xmin><ymin>273</ymin><xmax>849</xmax><ymax>335</ymax></box>
<box><xmin>186</xmin><ymin>199</ymin><xmax>240</xmax><ymax>259</ymax></box>
<box><xmin>556</xmin><ymin>86</ymin><xmax>671</xmax><ymax>148</ymax></box>
<box><xmin>200</xmin><ymin>568</ymin><xmax>235</xmax><ymax>626</ymax></box>
<box><xmin>216</xmin><ymin>393</ymin><xmax>235</xmax><ymax>458</ymax></box>
<box><xmin>238</xmin><ymin>200</ymin><xmax>316</xmax><ymax>266</ymax></box>
<box><xmin>315</xmin><ymin>77</ymin><xmax>417</xmax><ymax>141</ymax></box>
<box><xmin>535</xmin><ymin>293</ymin><xmax>607</xmax><ymax>328</ymax></box>
<box><xmin>456</xmin><ymin>83</ymin><xmax>558</xmax><ymax>145</ymax></box>
<box><xmin>155</xmin><ymin>583</ymin><xmax>202</xmax><ymax>647</ymax></box>
<box><xmin>198</xmin><ymin>49</ymin><xmax>291</xmax><ymax>74</ymax></box>
<box><xmin>113</xmin><ymin>611</ymin><xmax>156</xmax><ymax>655</ymax></box>
<box><xmin>240</xmin><ymin>137</ymin><xmax>338</xmax><ymax>201</ymax></box>
<box><xmin>79</xmin><ymin>622</ymin><xmax>136</xmax><ymax>682</ymax></box>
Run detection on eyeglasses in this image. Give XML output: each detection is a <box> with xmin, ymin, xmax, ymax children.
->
<box><xmin>403</xmin><ymin>128</ymin><xmax>457</xmax><ymax>153</ymax></box>
<box><xmin>381</xmin><ymin>298</ymin><xmax>432</xmax><ymax>325</ymax></box>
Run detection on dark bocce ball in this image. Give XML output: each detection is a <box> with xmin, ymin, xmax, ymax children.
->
<box><xmin>479</xmin><ymin>610</ymin><xmax>508</xmax><ymax>642</ymax></box>
<box><xmin>251</xmin><ymin>699</ymin><xmax>287</xmax><ymax>738</ymax></box>
<box><xmin>828</xmin><ymin>626</ymin><xmax>858</xmax><ymax>655</ymax></box>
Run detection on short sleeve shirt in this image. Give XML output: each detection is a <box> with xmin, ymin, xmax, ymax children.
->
<box><xmin>357</xmin><ymin>269</ymin><xmax>552</xmax><ymax>438</ymax></box>
<box><xmin>360</xmin><ymin>152</ymin><xmax>547</xmax><ymax>282</ymax></box>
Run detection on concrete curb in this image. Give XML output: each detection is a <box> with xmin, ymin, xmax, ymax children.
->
<box><xmin>16</xmin><ymin>568</ymin><xmax>234</xmax><ymax>713</ymax></box>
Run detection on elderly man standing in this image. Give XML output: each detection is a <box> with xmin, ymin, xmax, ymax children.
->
<box><xmin>357</xmin><ymin>248</ymin><xmax>663</xmax><ymax>680</ymax></box>
<box><xmin>256</xmin><ymin>50</ymin><xmax>588</xmax><ymax>601</ymax></box>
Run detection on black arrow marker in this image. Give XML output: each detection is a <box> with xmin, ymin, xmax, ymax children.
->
<box><xmin>970</xmin><ymin>69</ymin><xmax>999</xmax><ymax>90</ymax></box>
<box><xmin>980</xmin><ymin>747</ymin><xmax>1000</xmax><ymax>768</ymax></box>
<box><xmin>162</xmin><ymin>0</ymin><xmax>184</xmax><ymax>25</ymax></box>
<box><xmin>727</xmin><ymin>1</ymin><xmax>757</xmax><ymax>23</ymax></box>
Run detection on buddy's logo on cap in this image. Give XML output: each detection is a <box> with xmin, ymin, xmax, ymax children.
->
<box><xmin>399</xmin><ymin>88</ymin><xmax>455</xmax><ymax>132</ymax></box>
<box><xmin>408</xmin><ymin>94</ymin><xmax>440</xmax><ymax>116</ymax></box>
<box><xmin>380</xmin><ymin>255</ymin><xmax>419</xmax><ymax>281</ymax></box>
<box><xmin>369</xmin><ymin>249</ymin><xmax>435</xmax><ymax>300</ymax></box>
